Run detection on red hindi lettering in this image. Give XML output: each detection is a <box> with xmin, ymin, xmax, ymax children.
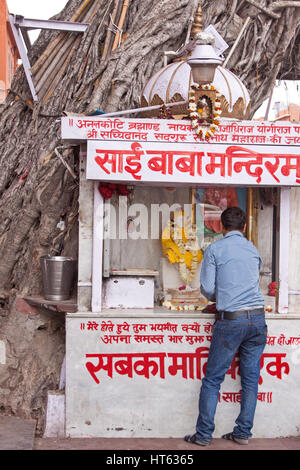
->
<box><xmin>116</xmin><ymin>322</ymin><xmax>130</xmax><ymax>334</ymax></box>
<box><xmin>222</xmin><ymin>391</ymin><xmax>241</xmax><ymax>403</ymax></box>
<box><xmin>124</xmin><ymin>142</ymin><xmax>143</xmax><ymax>180</ymax></box>
<box><xmin>277</xmin><ymin>334</ymin><xmax>286</xmax><ymax>346</ymax></box>
<box><xmin>175</xmin><ymin>155</ymin><xmax>196</xmax><ymax>176</ymax></box>
<box><xmin>108</xmin><ymin>118</ymin><xmax>124</xmax><ymax>130</ymax></box>
<box><xmin>203</xmin><ymin>323</ymin><xmax>213</xmax><ymax>334</ymax></box>
<box><xmin>264</xmin><ymin>158</ymin><xmax>280</xmax><ymax>183</ymax></box>
<box><xmin>132</xmin><ymin>324</ymin><xmax>148</xmax><ymax>333</ymax></box>
<box><xmin>114</xmin><ymin>356</ymin><xmax>134</xmax><ymax>378</ymax></box>
<box><xmin>168</xmin><ymin>352</ymin><xmax>195</xmax><ymax>379</ymax></box>
<box><xmin>168</xmin><ymin>336</ymin><xmax>184</xmax><ymax>343</ymax></box>
<box><xmin>269</xmin><ymin>135</ymin><xmax>282</xmax><ymax>144</ymax></box>
<box><xmin>182</xmin><ymin>323</ymin><xmax>201</xmax><ymax>334</ymax></box>
<box><xmin>76</xmin><ymin>119</ymin><xmax>86</xmax><ymax>128</ymax></box>
<box><xmin>87</xmin><ymin>321</ymin><xmax>99</xmax><ymax>331</ymax></box>
<box><xmin>228</xmin><ymin>146</ymin><xmax>263</xmax><ymax>183</ymax></box>
<box><xmin>85</xmin><ymin>354</ymin><xmax>113</xmax><ymax>384</ymax></box>
<box><xmin>87</xmin><ymin>129</ymin><xmax>98</xmax><ymax>139</ymax></box>
<box><xmin>185</xmin><ymin>336</ymin><xmax>205</xmax><ymax>345</ymax></box>
<box><xmin>95</xmin><ymin>151</ymin><xmax>117</xmax><ymax>175</ymax></box>
<box><xmin>133</xmin><ymin>353</ymin><xmax>166</xmax><ymax>379</ymax></box>
<box><xmin>100</xmin><ymin>320</ymin><xmax>114</xmax><ymax>332</ymax></box>
<box><xmin>261</xmin><ymin>353</ymin><xmax>290</xmax><ymax>380</ymax></box>
<box><xmin>147</xmin><ymin>152</ymin><xmax>169</xmax><ymax>174</ymax></box>
<box><xmin>267</xmin><ymin>336</ymin><xmax>276</xmax><ymax>346</ymax></box>
<box><xmin>206</xmin><ymin>153</ymin><xmax>229</xmax><ymax>177</ymax></box>
<box><xmin>168</xmin><ymin>347</ymin><xmax>209</xmax><ymax>380</ymax></box>
<box><xmin>281</xmin><ymin>156</ymin><xmax>300</xmax><ymax>184</ymax></box>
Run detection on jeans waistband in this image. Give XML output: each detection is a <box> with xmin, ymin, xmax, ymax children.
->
<box><xmin>216</xmin><ymin>307</ymin><xmax>265</xmax><ymax>320</ymax></box>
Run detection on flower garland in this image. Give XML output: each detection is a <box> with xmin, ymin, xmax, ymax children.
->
<box><xmin>162</xmin><ymin>299</ymin><xmax>204</xmax><ymax>311</ymax></box>
<box><xmin>188</xmin><ymin>83</ymin><xmax>222</xmax><ymax>140</ymax></box>
<box><xmin>175</xmin><ymin>216</ymin><xmax>200</xmax><ymax>284</ymax></box>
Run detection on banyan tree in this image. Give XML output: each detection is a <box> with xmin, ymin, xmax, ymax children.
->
<box><xmin>0</xmin><ymin>0</ymin><xmax>299</xmax><ymax>434</ymax></box>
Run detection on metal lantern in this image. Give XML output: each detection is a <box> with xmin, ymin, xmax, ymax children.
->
<box><xmin>187</xmin><ymin>32</ymin><xmax>224</xmax><ymax>85</ymax></box>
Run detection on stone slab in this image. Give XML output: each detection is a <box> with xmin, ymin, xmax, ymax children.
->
<box><xmin>0</xmin><ymin>415</ymin><xmax>36</xmax><ymax>450</ymax></box>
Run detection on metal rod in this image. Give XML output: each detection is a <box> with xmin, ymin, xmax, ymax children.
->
<box><xmin>88</xmin><ymin>100</ymin><xmax>188</xmax><ymax>118</ymax></box>
<box><xmin>8</xmin><ymin>14</ymin><xmax>38</xmax><ymax>101</ymax></box>
<box><xmin>13</xmin><ymin>15</ymin><xmax>88</xmax><ymax>32</ymax></box>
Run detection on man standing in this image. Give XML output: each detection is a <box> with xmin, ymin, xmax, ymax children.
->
<box><xmin>184</xmin><ymin>206</ymin><xmax>267</xmax><ymax>446</ymax></box>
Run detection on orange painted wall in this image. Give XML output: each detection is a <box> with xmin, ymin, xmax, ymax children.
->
<box><xmin>0</xmin><ymin>0</ymin><xmax>20</xmax><ymax>102</ymax></box>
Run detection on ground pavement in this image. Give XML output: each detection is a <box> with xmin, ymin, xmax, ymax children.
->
<box><xmin>0</xmin><ymin>415</ymin><xmax>299</xmax><ymax>451</ymax></box>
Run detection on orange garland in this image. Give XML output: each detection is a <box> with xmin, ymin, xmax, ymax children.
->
<box><xmin>188</xmin><ymin>83</ymin><xmax>222</xmax><ymax>140</ymax></box>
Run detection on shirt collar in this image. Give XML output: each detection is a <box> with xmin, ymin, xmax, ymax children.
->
<box><xmin>224</xmin><ymin>230</ymin><xmax>243</xmax><ymax>238</ymax></box>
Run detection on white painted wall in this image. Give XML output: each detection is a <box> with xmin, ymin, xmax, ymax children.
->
<box><xmin>78</xmin><ymin>145</ymin><xmax>93</xmax><ymax>311</ymax></box>
<box><xmin>289</xmin><ymin>188</ymin><xmax>300</xmax><ymax>313</ymax></box>
<box><xmin>0</xmin><ymin>340</ymin><xmax>6</xmax><ymax>365</ymax></box>
<box><xmin>66</xmin><ymin>313</ymin><xmax>300</xmax><ymax>438</ymax></box>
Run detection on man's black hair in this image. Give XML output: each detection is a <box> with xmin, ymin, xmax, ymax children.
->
<box><xmin>221</xmin><ymin>206</ymin><xmax>246</xmax><ymax>231</ymax></box>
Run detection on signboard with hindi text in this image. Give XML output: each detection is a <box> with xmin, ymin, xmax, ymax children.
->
<box><xmin>61</xmin><ymin>116</ymin><xmax>300</xmax><ymax>186</ymax></box>
<box><xmin>66</xmin><ymin>314</ymin><xmax>300</xmax><ymax>438</ymax></box>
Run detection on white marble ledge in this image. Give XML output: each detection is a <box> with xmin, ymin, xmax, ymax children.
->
<box><xmin>66</xmin><ymin>308</ymin><xmax>300</xmax><ymax>320</ymax></box>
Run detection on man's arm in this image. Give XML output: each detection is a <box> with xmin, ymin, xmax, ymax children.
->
<box><xmin>200</xmin><ymin>245</ymin><xmax>216</xmax><ymax>302</ymax></box>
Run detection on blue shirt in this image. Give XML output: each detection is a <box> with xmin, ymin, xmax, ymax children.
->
<box><xmin>200</xmin><ymin>231</ymin><xmax>264</xmax><ymax>312</ymax></box>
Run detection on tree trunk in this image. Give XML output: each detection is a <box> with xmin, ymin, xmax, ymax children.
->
<box><xmin>0</xmin><ymin>0</ymin><xmax>299</xmax><ymax>435</ymax></box>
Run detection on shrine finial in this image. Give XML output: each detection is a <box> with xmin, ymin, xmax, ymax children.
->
<box><xmin>191</xmin><ymin>1</ymin><xmax>203</xmax><ymax>38</ymax></box>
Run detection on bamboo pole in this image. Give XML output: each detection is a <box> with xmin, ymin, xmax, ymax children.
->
<box><xmin>69</xmin><ymin>0</ymin><xmax>96</xmax><ymax>21</ymax></box>
<box><xmin>89</xmin><ymin>0</ymin><xmax>121</xmax><ymax>101</ymax></box>
<box><xmin>102</xmin><ymin>0</ymin><xmax>121</xmax><ymax>60</ymax></box>
<box><xmin>78</xmin><ymin>0</ymin><xmax>115</xmax><ymax>82</ymax></box>
<box><xmin>112</xmin><ymin>0</ymin><xmax>130</xmax><ymax>51</ymax></box>
<box><xmin>34</xmin><ymin>0</ymin><xmax>101</xmax><ymax>100</ymax></box>
<box><xmin>246</xmin><ymin>188</ymin><xmax>258</xmax><ymax>246</ymax></box>
<box><xmin>34</xmin><ymin>0</ymin><xmax>97</xmax><ymax>84</ymax></box>
<box><xmin>252</xmin><ymin>189</ymin><xmax>259</xmax><ymax>247</ymax></box>
<box><xmin>33</xmin><ymin>33</ymin><xmax>67</xmax><ymax>85</ymax></box>
<box><xmin>41</xmin><ymin>38</ymin><xmax>82</xmax><ymax>103</ymax></box>
<box><xmin>35</xmin><ymin>34</ymin><xmax>76</xmax><ymax>92</ymax></box>
<box><xmin>40</xmin><ymin>2</ymin><xmax>108</xmax><ymax>103</ymax></box>
<box><xmin>247</xmin><ymin>188</ymin><xmax>253</xmax><ymax>241</ymax></box>
<box><xmin>191</xmin><ymin>188</ymin><xmax>196</xmax><ymax>225</ymax></box>
<box><xmin>31</xmin><ymin>0</ymin><xmax>94</xmax><ymax>76</ymax></box>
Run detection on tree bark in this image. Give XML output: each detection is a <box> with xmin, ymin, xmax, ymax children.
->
<box><xmin>0</xmin><ymin>0</ymin><xmax>299</xmax><ymax>434</ymax></box>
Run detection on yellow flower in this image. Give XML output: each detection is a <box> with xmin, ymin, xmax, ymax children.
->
<box><xmin>161</xmin><ymin>213</ymin><xmax>203</xmax><ymax>270</ymax></box>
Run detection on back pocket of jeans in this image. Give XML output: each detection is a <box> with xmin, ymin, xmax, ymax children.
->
<box><xmin>253</xmin><ymin>325</ymin><xmax>268</xmax><ymax>346</ymax></box>
<box><xmin>219</xmin><ymin>323</ymin><xmax>246</xmax><ymax>350</ymax></box>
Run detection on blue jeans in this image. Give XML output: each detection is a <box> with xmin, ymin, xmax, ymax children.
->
<box><xmin>195</xmin><ymin>313</ymin><xmax>267</xmax><ymax>442</ymax></box>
